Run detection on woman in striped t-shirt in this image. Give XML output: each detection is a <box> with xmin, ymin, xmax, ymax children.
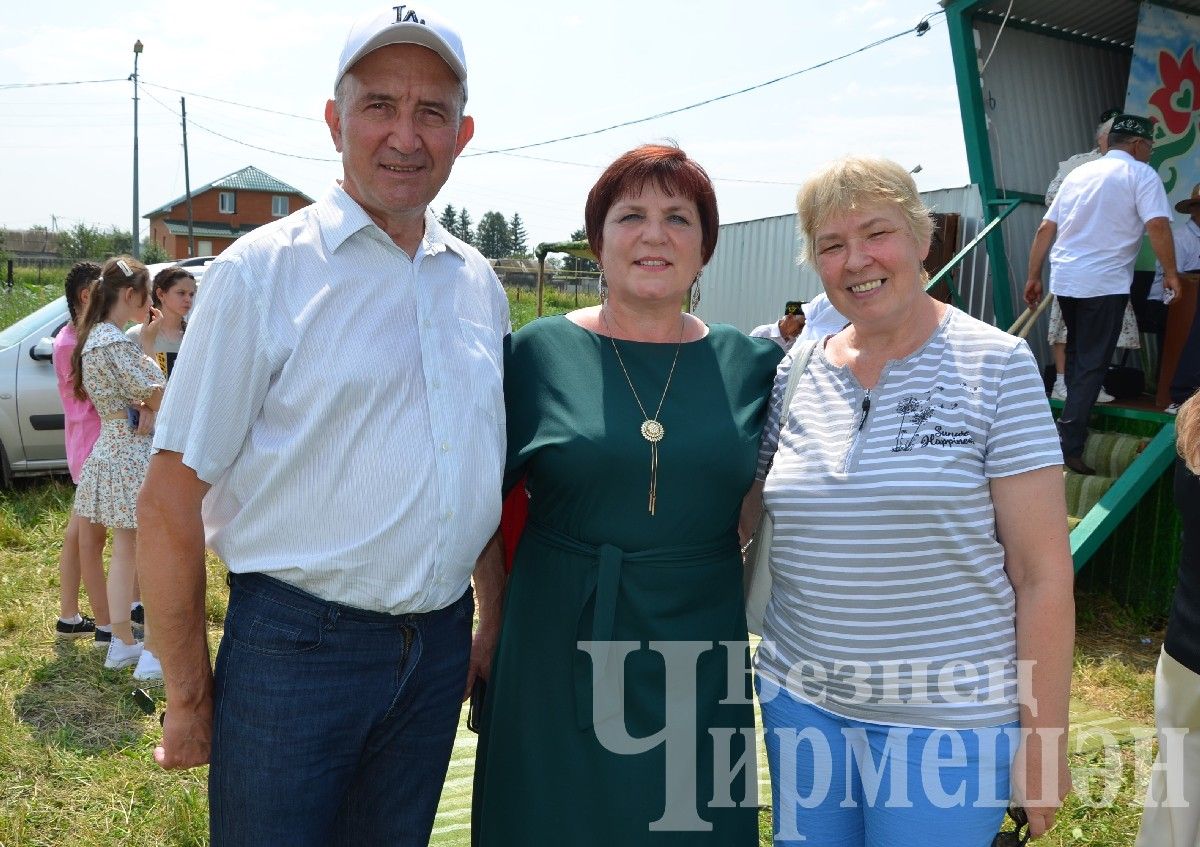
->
<box><xmin>751</xmin><ymin>156</ymin><xmax>1075</xmax><ymax>845</ymax></box>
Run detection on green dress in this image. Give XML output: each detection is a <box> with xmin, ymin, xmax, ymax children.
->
<box><xmin>473</xmin><ymin>317</ymin><xmax>783</xmax><ymax>845</ymax></box>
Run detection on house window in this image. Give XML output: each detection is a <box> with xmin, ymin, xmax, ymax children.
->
<box><xmin>272</xmin><ymin>195</ymin><xmax>289</xmax><ymax>217</ymax></box>
<box><xmin>219</xmin><ymin>191</ymin><xmax>236</xmax><ymax>214</ymax></box>
<box><xmin>198</xmin><ymin>240</ymin><xmax>213</xmax><ymax>255</ymax></box>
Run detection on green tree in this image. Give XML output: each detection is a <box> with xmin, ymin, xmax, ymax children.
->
<box><xmin>439</xmin><ymin>203</ymin><xmax>457</xmax><ymax>232</ymax></box>
<box><xmin>476</xmin><ymin>211</ymin><xmax>512</xmax><ymax>259</ymax></box>
<box><xmin>59</xmin><ymin>223</ymin><xmax>108</xmax><ymax>260</ymax></box>
<box><xmin>141</xmin><ymin>238</ymin><xmax>169</xmax><ymax>264</ymax></box>
<box><xmin>508</xmin><ymin>213</ymin><xmax>528</xmax><ymax>257</ymax></box>
<box><xmin>456</xmin><ymin>209</ymin><xmax>475</xmax><ymax>245</ymax></box>
<box><xmin>105</xmin><ymin>227</ymin><xmax>133</xmax><ymax>257</ymax></box>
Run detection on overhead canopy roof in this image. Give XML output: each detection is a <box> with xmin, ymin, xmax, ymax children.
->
<box><xmin>952</xmin><ymin>0</ymin><xmax>1200</xmax><ymax>47</ymax></box>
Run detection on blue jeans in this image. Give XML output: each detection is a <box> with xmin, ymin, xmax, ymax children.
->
<box><xmin>757</xmin><ymin>677</ymin><xmax>1017</xmax><ymax>847</ymax></box>
<box><xmin>209</xmin><ymin>572</ymin><xmax>472</xmax><ymax>846</ymax></box>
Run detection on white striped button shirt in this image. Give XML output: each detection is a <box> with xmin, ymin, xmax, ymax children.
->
<box><xmin>154</xmin><ymin>183</ymin><xmax>509</xmax><ymax>614</ymax></box>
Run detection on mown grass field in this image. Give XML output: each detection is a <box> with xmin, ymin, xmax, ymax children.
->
<box><xmin>0</xmin><ymin>279</ymin><xmax>1169</xmax><ymax>845</ymax></box>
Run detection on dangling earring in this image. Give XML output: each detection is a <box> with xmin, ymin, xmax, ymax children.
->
<box><xmin>689</xmin><ymin>269</ymin><xmax>703</xmax><ymax>311</ymax></box>
<box><xmin>598</xmin><ymin>268</ymin><xmax>607</xmax><ymax>303</ymax></box>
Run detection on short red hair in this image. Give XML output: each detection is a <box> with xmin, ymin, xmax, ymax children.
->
<box><xmin>584</xmin><ymin>144</ymin><xmax>719</xmax><ymax>264</ymax></box>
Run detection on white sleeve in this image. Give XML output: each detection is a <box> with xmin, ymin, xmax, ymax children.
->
<box><xmin>152</xmin><ymin>255</ymin><xmax>278</xmax><ymax>484</ymax></box>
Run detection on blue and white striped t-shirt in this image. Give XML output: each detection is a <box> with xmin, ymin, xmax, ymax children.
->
<box><xmin>755</xmin><ymin>307</ymin><xmax>1062</xmax><ymax>729</ymax></box>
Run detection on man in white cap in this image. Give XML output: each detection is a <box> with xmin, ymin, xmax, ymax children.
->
<box><xmin>1160</xmin><ymin>183</ymin><xmax>1200</xmax><ymax>412</ymax></box>
<box><xmin>137</xmin><ymin>5</ymin><xmax>508</xmax><ymax>842</ymax></box>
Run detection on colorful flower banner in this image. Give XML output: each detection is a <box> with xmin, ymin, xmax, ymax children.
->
<box><xmin>1127</xmin><ymin>3</ymin><xmax>1200</xmax><ymax>209</ymax></box>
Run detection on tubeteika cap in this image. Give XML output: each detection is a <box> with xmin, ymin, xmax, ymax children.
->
<box><xmin>1177</xmin><ymin>183</ymin><xmax>1200</xmax><ymax>214</ymax></box>
<box><xmin>335</xmin><ymin>5</ymin><xmax>468</xmax><ymax>95</ymax></box>
<box><xmin>1110</xmin><ymin>113</ymin><xmax>1154</xmax><ymax>140</ymax></box>
<box><xmin>784</xmin><ymin>301</ymin><xmax>805</xmax><ymax>315</ymax></box>
<box><xmin>1098</xmin><ymin>108</ymin><xmax>1122</xmax><ymax>124</ymax></box>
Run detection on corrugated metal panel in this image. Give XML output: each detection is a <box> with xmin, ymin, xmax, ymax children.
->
<box><xmin>697</xmin><ymin>186</ymin><xmax>996</xmax><ymax>333</ymax></box>
<box><xmin>695</xmin><ymin>214</ymin><xmax>823</xmax><ymax>332</ymax></box>
<box><xmin>969</xmin><ymin>0</ymin><xmax>1200</xmax><ymax>47</ymax></box>
<box><xmin>975</xmin><ymin>20</ymin><xmax>1131</xmax><ymax>198</ymax></box>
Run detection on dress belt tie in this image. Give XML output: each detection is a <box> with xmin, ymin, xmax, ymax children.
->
<box><xmin>523</xmin><ymin>520</ymin><xmax>732</xmax><ymax>730</ymax></box>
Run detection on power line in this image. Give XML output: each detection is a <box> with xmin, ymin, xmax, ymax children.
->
<box><xmin>0</xmin><ymin>78</ymin><xmax>125</xmax><ymax>90</ymax></box>
<box><xmin>461</xmin><ymin>11</ymin><xmax>943</xmax><ymax>158</ymax></box>
<box><xmin>140</xmin><ymin>87</ymin><xmax>338</xmax><ymax>163</ymax></box>
<box><xmin>141</xmin><ymin>80</ymin><xmax>323</xmax><ymax>123</ymax></box>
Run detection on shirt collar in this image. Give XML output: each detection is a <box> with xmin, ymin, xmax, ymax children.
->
<box><xmin>314</xmin><ymin>182</ymin><xmax>468</xmax><ymax>262</ymax></box>
<box><xmin>1105</xmin><ymin>149</ymin><xmax>1137</xmax><ymax>164</ymax></box>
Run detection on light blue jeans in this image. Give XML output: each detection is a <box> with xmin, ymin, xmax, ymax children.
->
<box><xmin>209</xmin><ymin>572</ymin><xmax>472</xmax><ymax>846</ymax></box>
<box><xmin>757</xmin><ymin>676</ymin><xmax>1018</xmax><ymax>846</ymax></box>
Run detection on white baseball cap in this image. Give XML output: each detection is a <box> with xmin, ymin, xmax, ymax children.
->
<box><xmin>335</xmin><ymin>5</ymin><xmax>468</xmax><ymax>95</ymax></box>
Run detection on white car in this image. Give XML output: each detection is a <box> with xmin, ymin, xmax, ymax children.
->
<box><xmin>0</xmin><ymin>296</ymin><xmax>72</xmax><ymax>484</ymax></box>
<box><xmin>146</xmin><ymin>255</ymin><xmax>215</xmax><ymax>284</ymax></box>
<box><xmin>0</xmin><ymin>256</ymin><xmax>214</xmax><ymax>485</ymax></box>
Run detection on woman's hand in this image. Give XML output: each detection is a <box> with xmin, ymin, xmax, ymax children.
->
<box><xmin>140</xmin><ymin>306</ymin><xmax>163</xmax><ymax>355</ymax></box>
<box><xmin>136</xmin><ymin>406</ymin><xmax>156</xmax><ymax>436</ymax></box>
<box><xmin>1011</xmin><ymin>729</ymin><xmax>1072</xmax><ymax>838</ymax></box>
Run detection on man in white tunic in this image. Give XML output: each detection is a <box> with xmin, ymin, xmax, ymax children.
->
<box><xmin>136</xmin><ymin>6</ymin><xmax>509</xmax><ymax>843</ymax></box>
<box><xmin>1025</xmin><ymin>114</ymin><xmax>1181</xmax><ymax>475</ymax></box>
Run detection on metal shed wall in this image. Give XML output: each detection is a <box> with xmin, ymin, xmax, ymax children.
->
<box><xmin>698</xmin><ymin>186</ymin><xmax>993</xmax><ymax>333</ymax></box>
<box><xmin>695</xmin><ymin>214</ymin><xmax>821</xmax><ymax>332</ymax></box>
<box><xmin>975</xmin><ymin>20</ymin><xmax>1132</xmax><ymax>198</ymax></box>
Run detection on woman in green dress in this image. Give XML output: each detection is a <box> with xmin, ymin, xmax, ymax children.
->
<box><xmin>472</xmin><ymin>144</ymin><xmax>783</xmax><ymax>845</ymax></box>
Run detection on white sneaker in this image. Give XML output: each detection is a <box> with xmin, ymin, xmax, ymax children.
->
<box><xmin>1166</xmin><ymin>403</ymin><xmax>1181</xmax><ymax>414</ymax></box>
<box><xmin>104</xmin><ymin>637</ymin><xmax>143</xmax><ymax>670</ymax></box>
<box><xmin>1096</xmin><ymin>388</ymin><xmax>1115</xmax><ymax>404</ymax></box>
<box><xmin>1050</xmin><ymin>383</ymin><xmax>1068</xmax><ymax>401</ymax></box>
<box><xmin>133</xmin><ymin>649</ymin><xmax>163</xmax><ymax>682</ymax></box>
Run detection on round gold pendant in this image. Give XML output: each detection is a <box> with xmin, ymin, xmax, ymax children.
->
<box><xmin>641</xmin><ymin>419</ymin><xmax>665</xmax><ymax>443</ymax></box>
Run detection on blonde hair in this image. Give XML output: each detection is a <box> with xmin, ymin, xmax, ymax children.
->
<box><xmin>796</xmin><ymin>155</ymin><xmax>935</xmax><ymax>264</ymax></box>
<box><xmin>1177</xmin><ymin>394</ymin><xmax>1200</xmax><ymax>474</ymax></box>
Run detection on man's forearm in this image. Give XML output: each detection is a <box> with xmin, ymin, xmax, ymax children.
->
<box><xmin>1147</xmin><ymin>218</ymin><xmax>1181</xmax><ymax>285</ymax></box>
<box><xmin>1027</xmin><ymin>221</ymin><xmax>1056</xmax><ymax>282</ymax></box>
<box><xmin>472</xmin><ymin>528</ymin><xmax>506</xmax><ymax>628</ymax></box>
<box><xmin>137</xmin><ymin>453</ymin><xmax>213</xmax><ymax>707</ymax></box>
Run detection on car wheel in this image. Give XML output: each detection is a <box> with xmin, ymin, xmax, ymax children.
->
<box><xmin>0</xmin><ymin>440</ymin><xmax>12</xmax><ymax>489</ymax></box>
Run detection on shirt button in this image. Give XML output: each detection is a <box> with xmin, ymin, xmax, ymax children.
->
<box><xmin>445</xmin><ymin>510</ymin><xmax>454</xmax><ymax>520</ymax></box>
<box><xmin>431</xmin><ymin>380</ymin><xmax>440</xmax><ymax>390</ymax></box>
<box><xmin>441</xmin><ymin>442</ymin><xmax>450</xmax><ymax>452</ymax></box>
<box><xmin>423</xmin><ymin>319</ymin><xmax>432</xmax><ymax>328</ymax></box>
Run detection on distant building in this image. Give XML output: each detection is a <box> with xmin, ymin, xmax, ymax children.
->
<box><xmin>145</xmin><ymin>166</ymin><xmax>314</xmax><ymax>259</ymax></box>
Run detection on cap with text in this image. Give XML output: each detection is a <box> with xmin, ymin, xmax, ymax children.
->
<box><xmin>335</xmin><ymin>5</ymin><xmax>468</xmax><ymax>95</ymax></box>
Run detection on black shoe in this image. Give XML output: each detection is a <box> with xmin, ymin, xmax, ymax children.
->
<box><xmin>94</xmin><ymin>628</ymin><xmax>113</xmax><ymax>646</ymax></box>
<box><xmin>1065</xmin><ymin>455</ymin><xmax>1096</xmax><ymax>476</ymax></box>
<box><xmin>130</xmin><ymin>604</ymin><xmax>145</xmax><ymax>625</ymax></box>
<box><xmin>56</xmin><ymin>615</ymin><xmax>96</xmax><ymax>639</ymax></box>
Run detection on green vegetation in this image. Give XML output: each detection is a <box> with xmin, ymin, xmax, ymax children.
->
<box><xmin>0</xmin><ymin>280</ymin><xmax>63</xmax><ymax>330</ymax></box>
<box><xmin>0</xmin><ymin>290</ymin><xmax>1164</xmax><ymax>847</ymax></box>
<box><xmin>507</xmin><ymin>284</ymin><xmax>601</xmax><ymax>330</ymax></box>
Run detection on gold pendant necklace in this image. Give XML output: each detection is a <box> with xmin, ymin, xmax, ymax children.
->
<box><xmin>601</xmin><ymin>307</ymin><xmax>684</xmax><ymax>516</ymax></box>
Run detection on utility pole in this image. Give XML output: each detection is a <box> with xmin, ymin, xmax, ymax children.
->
<box><xmin>131</xmin><ymin>39</ymin><xmax>143</xmax><ymax>259</ymax></box>
<box><xmin>181</xmin><ymin>97</ymin><xmax>195</xmax><ymax>258</ymax></box>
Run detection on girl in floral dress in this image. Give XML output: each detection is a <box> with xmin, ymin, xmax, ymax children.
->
<box><xmin>71</xmin><ymin>256</ymin><xmax>165</xmax><ymax>671</ymax></box>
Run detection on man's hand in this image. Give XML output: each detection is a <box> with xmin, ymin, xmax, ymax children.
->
<box><xmin>1023</xmin><ymin>278</ymin><xmax>1044</xmax><ymax>310</ymax></box>
<box><xmin>463</xmin><ymin>619</ymin><xmax>500</xmax><ymax>701</ymax></box>
<box><xmin>1163</xmin><ymin>272</ymin><xmax>1183</xmax><ymax>304</ymax></box>
<box><xmin>154</xmin><ymin>698</ymin><xmax>214</xmax><ymax>770</ymax></box>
